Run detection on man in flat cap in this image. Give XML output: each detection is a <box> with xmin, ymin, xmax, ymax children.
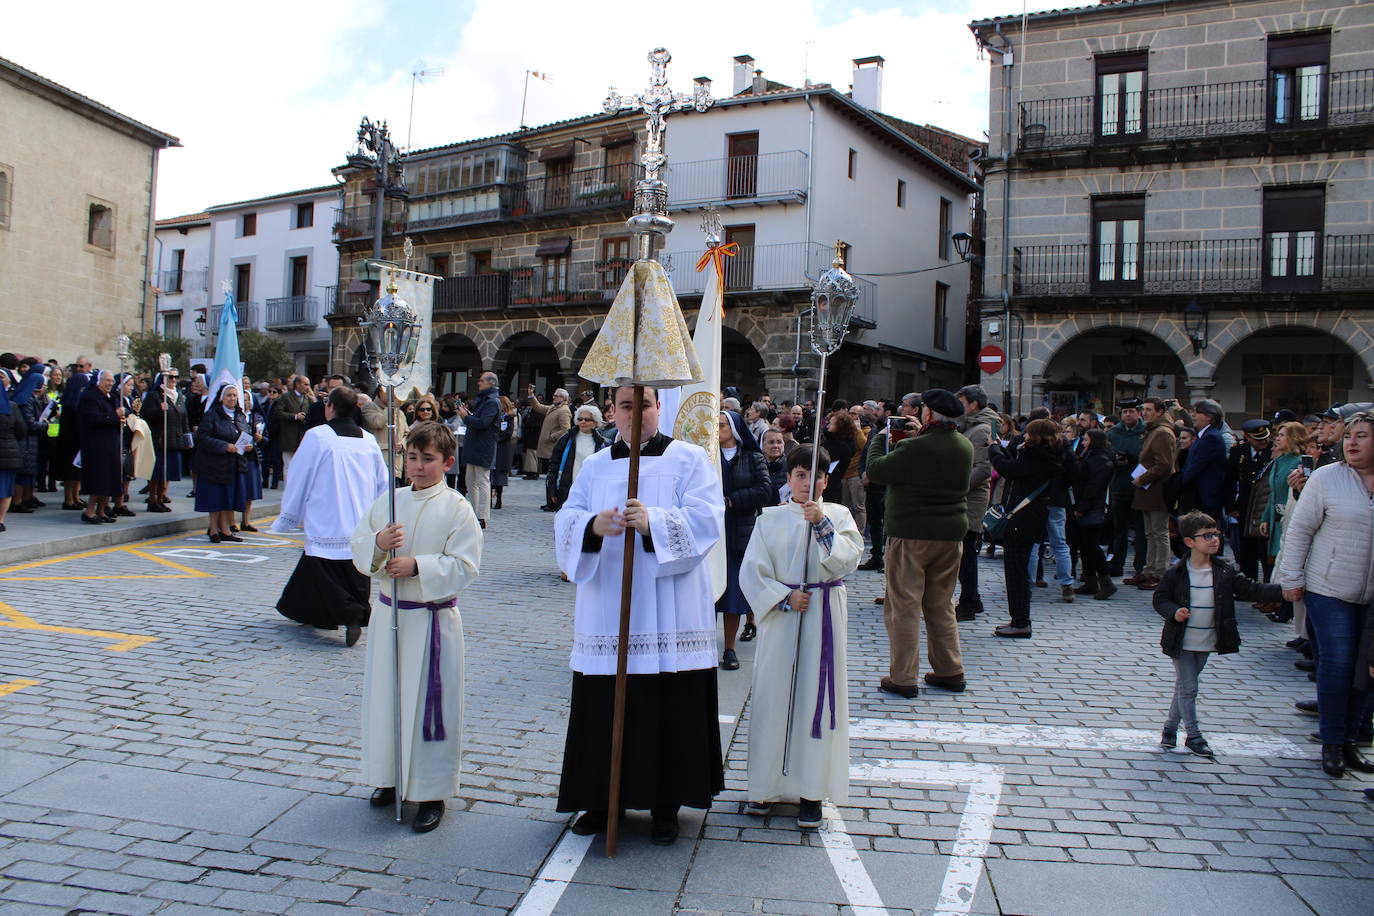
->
<box><xmin>865</xmin><ymin>389</ymin><xmax>974</xmax><ymax>698</ymax></box>
<box><xmin>1226</xmin><ymin>418</ymin><xmax>1273</xmax><ymax>583</ymax></box>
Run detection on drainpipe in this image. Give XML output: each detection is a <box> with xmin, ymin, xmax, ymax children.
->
<box><xmin>142</xmin><ymin>147</ymin><xmax>160</xmax><ymax>332</ymax></box>
<box><xmin>981</xmin><ymin>24</ymin><xmax>1017</xmax><ymax>413</ymax></box>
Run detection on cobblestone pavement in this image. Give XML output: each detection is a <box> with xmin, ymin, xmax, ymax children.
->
<box><xmin>0</xmin><ymin>477</ymin><xmax>1370</xmax><ymax>915</ymax></box>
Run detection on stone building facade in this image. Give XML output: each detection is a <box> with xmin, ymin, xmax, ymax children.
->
<box><xmin>971</xmin><ymin>0</ymin><xmax>1374</xmax><ymax>419</ymax></box>
<box><xmin>0</xmin><ymin>56</ymin><xmax>178</xmax><ymax>366</ymax></box>
<box><xmin>327</xmin><ymin>58</ymin><xmax>981</xmax><ymax>404</ymax></box>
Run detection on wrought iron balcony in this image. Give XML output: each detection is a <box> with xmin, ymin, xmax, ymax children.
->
<box><xmin>265</xmin><ymin>295</ymin><xmax>319</xmax><ymax>329</ymax></box>
<box><xmin>157</xmin><ymin>268</ymin><xmax>208</xmax><ymax>294</ymax></box>
<box><xmin>1011</xmin><ymin>234</ymin><xmax>1374</xmax><ymax>297</ymax></box>
<box><xmin>658</xmin><ymin>241</ymin><xmax>877</xmax><ymax>326</ymax></box>
<box><xmin>208</xmin><ymin>301</ymin><xmax>258</xmax><ymax>333</ymax></box>
<box><xmin>332</xmin><ymin>204</ymin><xmax>406</xmax><ymax>241</ymax></box>
<box><xmin>665</xmin><ymin>151</ymin><xmax>808</xmax><ymax>208</ymax></box>
<box><xmin>1018</xmin><ymin>68</ymin><xmax>1374</xmax><ymax>151</ymax></box>
<box><xmin>434</xmin><ymin>273</ymin><xmax>511</xmax><ymax>312</ymax></box>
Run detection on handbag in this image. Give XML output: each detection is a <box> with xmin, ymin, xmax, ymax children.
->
<box><xmin>982</xmin><ymin>480</ymin><xmax>1050</xmax><ymax>542</ymax></box>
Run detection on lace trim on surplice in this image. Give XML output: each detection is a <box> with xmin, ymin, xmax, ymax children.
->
<box><xmin>573</xmin><ymin>628</ymin><xmax>716</xmax><ymax>658</ymax></box>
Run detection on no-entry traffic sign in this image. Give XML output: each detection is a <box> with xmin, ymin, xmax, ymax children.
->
<box><xmin>978</xmin><ymin>345</ymin><xmax>1006</xmax><ymax>374</ymax></box>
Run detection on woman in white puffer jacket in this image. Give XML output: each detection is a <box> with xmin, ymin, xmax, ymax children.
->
<box><xmin>1277</xmin><ymin>411</ymin><xmax>1374</xmax><ymax>778</ymax></box>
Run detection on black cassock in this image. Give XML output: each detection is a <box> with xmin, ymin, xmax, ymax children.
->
<box><xmin>276</xmin><ymin>555</ymin><xmax>371</xmax><ymax>629</ymax></box>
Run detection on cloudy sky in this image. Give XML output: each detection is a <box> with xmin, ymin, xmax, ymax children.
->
<box><xmin>5</xmin><ymin>0</ymin><xmax>1031</xmax><ymax>218</ymax></box>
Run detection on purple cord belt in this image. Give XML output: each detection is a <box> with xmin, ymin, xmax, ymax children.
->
<box><xmin>379</xmin><ymin>592</ymin><xmax>456</xmax><ymax>742</ymax></box>
<box><xmin>785</xmin><ymin>579</ymin><xmax>845</xmax><ymax>739</ymax></box>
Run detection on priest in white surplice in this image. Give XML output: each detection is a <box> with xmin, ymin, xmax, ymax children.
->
<box><xmin>271</xmin><ymin>387</ymin><xmax>389</xmax><ymax>646</ymax></box>
<box><xmin>740</xmin><ymin>445</ymin><xmax>863</xmax><ymax>829</ymax></box>
<box><xmin>351</xmin><ymin>421</ymin><xmax>482</xmax><ymax>834</ymax></box>
<box><xmin>553</xmin><ymin>385</ymin><xmax>725</xmax><ymax>846</ymax></box>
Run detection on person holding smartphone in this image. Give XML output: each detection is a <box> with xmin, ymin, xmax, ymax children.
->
<box><xmin>1260</xmin><ymin>421</ymin><xmax>1310</xmax><ymax>562</ymax></box>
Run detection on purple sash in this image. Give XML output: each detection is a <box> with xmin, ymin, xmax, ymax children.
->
<box><xmin>785</xmin><ymin>579</ymin><xmax>845</xmax><ymax>739</ymax></box>
<box><xmin>380</xmin><ymin>592</ymin><xmax>456</xmax><ymax>742</ymax></box>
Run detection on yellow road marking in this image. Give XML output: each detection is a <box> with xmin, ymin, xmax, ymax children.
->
<box><xmin>0</xmin><ymin>601</ymin><xmax>157</xmax><ymax>653</ymax></box>
<box><xmin>0</xmin><ymin>678</ymin><xmax>40</xmax><ymax>697</ymax></box>
<box><xmin>123</xmin><ymin>548</ymin><xmax>215</xmax><ymax>577</ymax></box>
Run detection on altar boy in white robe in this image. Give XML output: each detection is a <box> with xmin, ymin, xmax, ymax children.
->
<box><xmin>740</xmin><ymin>445</ymin><xmax>863</xmax><ymax>829</ymax></box>
<box><xmin>553</xmin><ymin>385</ymin><xmax>725</xmax><ymax>846</ymax></box>
<box><xmin>351</xmin><ymin>421</ymin><xmax>482</xmax><ymax>833</ymax></box>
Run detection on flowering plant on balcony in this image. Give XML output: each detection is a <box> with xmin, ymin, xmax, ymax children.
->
<box><xmin>509</xmin><ymin>267</ymin><xmax>536</xmax><ymax>278</ymax></box>
<box><xmin>594</xmin><ymin>257</ymin><xmax>634</xmax><ymax>272</ymax></box>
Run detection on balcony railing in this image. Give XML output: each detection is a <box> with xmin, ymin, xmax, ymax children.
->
<box><xmin>158</xmin><ymin>268</ymin><xmax>208</xmax><ymax>293</ymax></box>
<box><xmin>1011</xmin><ymin>234</ymin><xmax>1374</xmax><ymax>296</ymax></box>
<box><xmin>209</xmin><ymin>301</ymin><xmax>258</xmax><ymax>333</ymax></box>
<box><xmin>659</xmin><ymin>241</ymin><xmax>877</xmax><ymax>325</ymax></box>
<box><xmin>434</xmin><ymin>273</ymin><xmax>511</xmax><ymax>312</ymax></box>
<box><xmin>1019</xmin><ymin>69</ymin><xmax>1374</xmax><ymax>151</ymax></box>
<box><xmin>404</xmin><ymin>163</ymin><xmax>642</xmax><ymax>233</ymax></box>
<box><xmin>333</xmin><ymin>205</ymin><xmax>407</xmax><ymax>241</ymax></box>
<box><xmin>665</xmin><ymin>151</ymin><xmax>808</xmax><ymax>207</ymax></box>
<box><xmin>265</xmin><ymin>295</ymin><xmax>319</xmax><ymax>329</ymax></box>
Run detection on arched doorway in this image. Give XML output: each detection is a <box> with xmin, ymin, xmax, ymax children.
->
<box><xmin>1211</xmin><ymin>328</ymin><xmax>1373</xmax><ymax>421</ymax></box>
<box><xmin>722</xmin><ymin>327</ymin><xmax>766</xmax><ymax>402</ymax></box>
<box><xmin>1042</xmin><ymin>327</ymin><xmax>1186</xmax><ymax>419</ymax></box>
<box><xmin>495</xmin><ymin>331</ymin><xmax>561</xmax><ymax>401</ymax></box>
<box><xmin>433</xmin><ymin>333</ymin><xmax>482</xmax><ymax>397</ymax></box>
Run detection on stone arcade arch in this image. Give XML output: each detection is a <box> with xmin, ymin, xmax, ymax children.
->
<box><xmin>1209</xmin><ymin>325</ymin><xmax>1374</xmax><ymax>420</ymax></box>
<box><xmin>1037</xmin><ymin>324</ymin><xmax>1186</xmax><ymax>417</ymax></box>
<box><xmin>494</xmin><ymin>331</ymin><xmax>562</xmax><ymax>401</ymax></box>
<box><xmin>432</xmin><ymin>332</ymin><xmax>482</xmax><ymax>397</ymax></box>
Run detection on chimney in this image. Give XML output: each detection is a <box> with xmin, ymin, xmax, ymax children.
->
<box><xmin>852</xmin><ymin>56</ymin><xmax>884</xmax><ymax>110</ymax></box>
<box><xmin>733</xmin><ymin>55</ymin><xmax>755</xmax><ymax>95</ymax></box>
<box><xmin>752</xmin><ymin>68</ymin><xmax>767</xmax><ymax>95</ymax></box>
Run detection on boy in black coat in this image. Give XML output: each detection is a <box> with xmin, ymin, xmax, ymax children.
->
<box><xmin>1153</xmin><ymin>511</ymin><xmax>1282</xmax><ymax>757</ymax></box>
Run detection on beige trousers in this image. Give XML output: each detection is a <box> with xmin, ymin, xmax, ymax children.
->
<box><xmin>883</xmin><ymin>537</ymin><xmax>964</xmax><ymax>684</ymax></box>
<box><xmin>842</xmin><ymin>475</ymin><xmax>867</xmax><ymax>536</ymax></box>
<box><xmin>1142</xmin><ymin>510</ymin><xmax>1171</xmax><ymax>578</ymax></box>
<box><xmin>466</xmin><ymin>463</ymin><xmax>491</xmax><ymax>521</ymax></box>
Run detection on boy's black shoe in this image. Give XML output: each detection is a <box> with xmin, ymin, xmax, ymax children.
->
<box><xmin>1295</xmin><ymin>700</ymin><xmax>1319</xmax><ymax>716</ymax></box>
<box><xmin>1160</xmin><ymin>728</ymin><xmax>1177</xmax><ymax>749</ymax></box>
<box><xmin>1286</xmin><ymin>637</ymin><xmax>1308</xmax><ymax>649</ymax></box>
<box><xmin>1364</xmin><ymin>788</ymin><xmax>1374</xmax><ymax>802</ymax></box>
<box><xmin>571</xmin><ymin>810</ymin><xmax>608</xmax><ymax>835</ymax></box>
<box><xmin>345</xmin><ymin>624</ymin><xmax>362</xmax><ymax>648</ymax></box>
<box><xmin>413</xmin><ymin>801</ymin><xmax>444</xmax><ymax>833</ymax></box>
<box><xmin>650</xmin><ymin>806</ymin><xmax>679</xmax><ymax>845</ymax></box>
<box><xmin>857</xmin><ymin>558</ymin><xmax>884</xmax><ymax>571</ymax></box>
<box><xmin>1184</xmin><ymin>736</ymin><xmax>1214</xmax><ymax>758</ymax></box>
<box><xmin>994</xmin><ymin>624</ymin><xmax>1032</xmax><ymax>639</ymax></box>
<box><xmin>1295</xmin><ymin>658</ymin><xmax>1315</xmax><ymax>672</ymax></box>
<box><xmin>721</xmin><ymin>649</ymin><xmax>740</xmax><ymax>671</ymax></box>
<box><xmin>369</xmin><ymin>787</ymin><xmax>396</xmax><ymax>807</ymax></box>
<box><xmin>797</xmin><ymin>799</ymin><xmax>823</xmax><ymax>830</ymax></box>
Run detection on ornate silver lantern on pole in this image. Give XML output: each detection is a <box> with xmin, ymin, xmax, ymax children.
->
<box><xmin>358</xmin><ymin>268</ymin><xmax>422</xmax><ymax>824</ymax></box>
<box><xmin>782</xmin><ymin>241</ymin><xmax>858</xmax><ymax>776</ymax></box>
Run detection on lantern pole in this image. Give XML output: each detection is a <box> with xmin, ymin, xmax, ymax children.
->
<box><xmin>782</xmin><ymin>242</ymin><xmax>858</xmax><ymax>777</ymax></box>
<box><xmin>359</xmin><ymin>268</ymin><xmax>421</xmax><ymax>825</ymax></box>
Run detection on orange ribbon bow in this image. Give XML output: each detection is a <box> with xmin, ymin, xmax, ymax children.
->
<box><xmin>695</xmin><ymin>242</ymin><xmax>738</xmax><ymax>318</ymax></box>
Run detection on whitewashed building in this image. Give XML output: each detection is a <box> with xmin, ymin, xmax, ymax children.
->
<box><xmin>152</xmin><ymin>212</ymin><xmax>211</xmax><ymax>360</ymax></box>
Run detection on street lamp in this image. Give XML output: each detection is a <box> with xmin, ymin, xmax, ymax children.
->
<box><xmin>951</xmin><ymin>231</ymin><xmax>977</xmax><ymax>262</ymax></box>
<box><xmin>1183</xmin><ymin>298</ymin><xmax>1208</xmax><ymax>355</ymax></box>
<box><xmin>349</xmin><ymin>117</ymin><xmax>409</xmax><ymax>262</ymax></box>
<box><xmin>193</xmin><ymin>310</ymin><xmax>207</xmax><ymax>339</ymax></box>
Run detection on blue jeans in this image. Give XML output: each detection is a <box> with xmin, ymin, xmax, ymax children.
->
<box><xmin>1028</xmin><ymin>506</ymin><xmax>1074</xmax><ymax>587</ymax></box>
<box><xmin>1304</xmin><ymin>592</ymin><xmax>1372</xmax><ymax>745</ymax></box>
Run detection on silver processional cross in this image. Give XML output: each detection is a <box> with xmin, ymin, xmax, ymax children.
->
<box><xmin>604</xmin><ymin>48</ymin><xmax>713</xmax><ymax>257</ymax></box>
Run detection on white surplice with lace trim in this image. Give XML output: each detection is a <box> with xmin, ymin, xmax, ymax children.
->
<box><xmin>553</xmin><ymin>437</ymin><xmax>724</xmax><ymax>675</ymax></box>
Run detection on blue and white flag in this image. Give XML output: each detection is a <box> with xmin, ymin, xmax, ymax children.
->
<box><xmin>211</xmin><ymin>282</ymin><xmax>245</xmax><ymax>405</ymax></box>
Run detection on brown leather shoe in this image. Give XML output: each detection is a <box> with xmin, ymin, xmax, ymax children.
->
<box><xmin>879</xmin><ymin>677</ymin><xmax>919</xmax><ymax>699</ymax></box>
<box><xmin>1135</xmin><ymin>576</ymin><xmax>1161</xmax><ymax>590</ymax></box>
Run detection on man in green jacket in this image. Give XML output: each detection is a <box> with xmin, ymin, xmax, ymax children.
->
<box><xmin>866</xmin><ymin>389</ymin><xmax>974</xmax><ymax>698</ymax></box>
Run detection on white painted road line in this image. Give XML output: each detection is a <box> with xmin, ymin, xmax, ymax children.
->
<box><xmin>510</xmin><ymin>827</ymin><xmax>592</xmax><ymax>916</ymax></box>
<box><xmin>820</xmin><ymin>801</ymin><xmax>891</xmax><ymax>916</ymax></box>
<box><xmin>850</xmin><ymin>760</ymin><xmax>1005</xmax><ymax>916</ymax></box>
<box><xmin>850</xmin><ymin>718</ymin><xmax>1308</xmax><ymax>759</ymax></box>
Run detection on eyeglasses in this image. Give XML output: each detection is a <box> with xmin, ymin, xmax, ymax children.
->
<box><xmin>1191</xmin><ymin>532</ymin><xmax>1221</xmax><ymax>541</ymax></box>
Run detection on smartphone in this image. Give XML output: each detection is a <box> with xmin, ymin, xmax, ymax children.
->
<box><xmin>1300</xmin><ymin>454</ymin><xmax>1314</xmax><ymax>477</ymax></box>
